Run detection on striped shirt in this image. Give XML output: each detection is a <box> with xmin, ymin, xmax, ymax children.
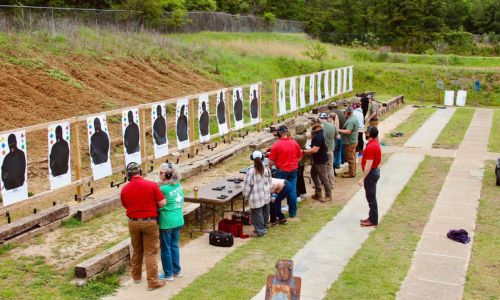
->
<box><xmin>242</xmin><ymin>166</ymin><xmax>272</xmax><ymax>209</ymax></box>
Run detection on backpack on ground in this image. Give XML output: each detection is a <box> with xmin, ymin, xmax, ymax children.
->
<box><xmin>231</xmin><ymin>211</ymin><xmax>252</xmax><ymax>225</ymax></box>
<box><xmin>218</xmin><ymin>218</ymin><xmax>249</xmax><ymax>238</ymax></box>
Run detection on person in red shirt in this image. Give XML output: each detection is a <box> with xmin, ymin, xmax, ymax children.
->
<box><xmin>358</xmin><ymin>126</ymin><xmax>382</xmax><ymax>227</ymax></box>
<box><xmin>268</xmin><ymin>125</ymin><xmax>303</xmax><ymax>217</ymax></box>
<box><xmin>121</xmin><ymin>162</ymin><xmax>166</xmax><ymax>291</ymax></box>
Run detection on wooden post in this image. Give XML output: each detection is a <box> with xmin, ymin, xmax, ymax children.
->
<box><xmin>272</xmin><ymin>79</ymin><xmax>277</xmax><ymax>124</ymax></box>
<box><xmin>258</xmin><ymin>83</ymin><xmax>263</xmax><ymax>131</ymax></box>
<box><xmin>189</xmin><ymin>98</ymin><xmax>196</xmax><ymax>156</ymax></box>
<box><xmin>72</xmin><ymin>121</ymin><xmax>83</xmax><ymax>200</ymax></box>
<box><xmin>139</xmin><ymin>108</ymin><xmax>148</xmax><ymax>171</ymax></box>
<box><xmin>225</xmin><ymin>90</ymin><xmax>233</xmax><ymax>142</ymax></box>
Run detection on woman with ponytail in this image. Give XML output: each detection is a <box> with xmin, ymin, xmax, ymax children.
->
<box><xmin>242</xmin><ymin>151</ymin><xmax>272</xmax><ymax>237</ymax></box>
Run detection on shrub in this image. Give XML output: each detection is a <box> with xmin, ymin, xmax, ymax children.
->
<box><xmin>263</xmin><ymin>12</ymin><xmax>277</xmax><ymax>26</ymax></box>
<box><xmin>303</xmin><ymin>41</ymin><xmax>328</xmax><ymax>69</ymax></box>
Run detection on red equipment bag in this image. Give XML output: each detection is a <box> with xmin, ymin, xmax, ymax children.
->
<box><xmin>218</xmin><ymin>218</ymin><xmax>249</xmax><ymax>239</ymax></box>
<box><xmin>231</xmin><ymin>211</ymin><xmax>252</xmax><ymax>225</ymax></box>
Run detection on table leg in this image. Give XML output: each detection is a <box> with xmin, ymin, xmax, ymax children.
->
<box><xmin>212</xmin><ymin>204</ymin><xmax>216</xmax><ymax>231</ymax></box>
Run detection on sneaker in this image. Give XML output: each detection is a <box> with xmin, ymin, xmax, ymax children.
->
<box><xmin>159</xmin><ymin>273</ymin><xmax>174</xmax><ymax>281</ymax></box>
<box><xmin>357</xmin><ymin>153</ymin><xmax>363</xmax><ymax>158</ymax></box>
<box><xmin>174</xmin><ymin>272</ymin><xmax>183</xmax><ymax>278</ymax></box>
<box><xmin>279</xmin><ymin>219</ymin><xmax>288</xmax><ymax>225</ymax></box>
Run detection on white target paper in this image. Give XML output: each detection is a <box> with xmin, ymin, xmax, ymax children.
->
<box><xmin>216</xmin><ymin>90</ymin><xmax>229</xmax><ymax>136</ymax></box>
<box><xmin>324</xmin><ymin>71</ymin><xmax>330</xmax><ymax>99</ymax></box>
<box><xmin>232</xmin><ymin>87</ymin><xmax>244</xmax><ymax>130</ymax></box>
<box><xmin>290</xmin><ymin>78</ymin><xmax>298</xmax><ymax>112</ymax></box>
<box><xmin>122</xmin><ymin>108</ymin><xmax>141</xmax><ymax>166</ymax></box>
<box><xmin>151</xmin><ymin>103</ymin><xmax>169</xmax><ymax>159</ymax></box>
<box><xmin>278</xmin><ymin>79</ymin><xmax>287</xmax><ymax>116</ymax></box>
<box><xmin>317</xmin><ymin>72</ymin><xmax>322</xmax><ymax>102</ymax></box>
<box><xmin>337</xmin><ymin>68</ymin><xmax>342</xmax><ymax>95</ymax></box>
<box><xmin>198</xmin><ymin>94</ymin><xmax>210</xmax><ymax>143</ymax></box>
<box><xmin>309</xmin><ymin>75</ymin><xmax>315</xmax><ymax>106</ymax></box>
<box><xmin>87</xmin><ymin>115</ymin><xmax>112</xmax><ymax>181</ymax></box>
<box><xmin>348</xmin><ymin>66</ymin><xmax>354</xmax><ymax>92</ymax></box>
<box><xmin>249</xmin><ymin>84</ymin><xmax>260</xmax><ymax>125</ymax></box>
<box><xmin>48</xmin><ymin>122</ymin><xmax>71</xmax><ymax>190</ymax></box>
<box><xmin>299</xmin><ymin>76</ymin><xmax>306</xmax><ymax>109</ymax></box>
<box><xmin>456</xmin><ymin>90</ymin><xmax>467</xmax><ymax>107</ymax></box>
<box><xmin>176</xmin><ymin>98</ymin><xmax>190</xmax><ymax>150</ymax></box>
<box><xmin>444</xmin><ymin>90</ymin><xmax>455</xmax><ymax>106</ymax></box>
<box><xmin>0</xmin><ymin>130</ymin><xmax>28</xmax><ymax>206</ymax></box>
<box><xmin>330</xmin><ymin>69</ymin><xmax>336</xmax><ymax>96</ymax></box>
<box><xmin>343</xmin><ymin>67</ymin><xmax>348</xmax><ymax>93</ymax></box>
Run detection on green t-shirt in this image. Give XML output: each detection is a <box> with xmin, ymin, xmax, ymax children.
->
<box><xmin>322</xmin><ymin>122</ymin><xmax>337</xmax><ymax>152</ymax></box>
<box><xmin>159</xmin><ymin>183</ymin><xmax>185</xmax><ymax>230</ymax></box>
<box><xmin>342</xmin><ymin>115</ymin><xmax>359</xmax><ymax>145</ymax></box>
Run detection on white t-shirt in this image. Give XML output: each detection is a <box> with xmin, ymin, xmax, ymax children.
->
<box><xmin>353</xmin><ymin>108</ymin><xmax>365</xmax><ymax>132</ymax></box>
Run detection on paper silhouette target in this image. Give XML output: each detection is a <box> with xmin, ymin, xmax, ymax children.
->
<box><xmin>278</xmin><ymin>79</ymin><xmax>286</xmax><ymax>116</ymax></box>
<box><xmin>323</xmin><ymin>71</ymin><xmax>330</xmax><ymax>100</ymax></box>
<box><xmin>299</xmin><ymin>76</ymin><xmax>306</xmax><ymax>109</ymax></box>
<box><xmin>249</xmin><ymin>84</ymin><xmax>260</xmax><ymax>125</ymax></box>
<box><xmin>317</xmin><ymin>72</ymin><xmax>323</xmax><ymax>102</ymax></box>
<box><xmin>330</xmin><ymin>69</ymin><xmax>336</xmax><ymax>96</ymax></box>
<box><xmin>444</xmin><ymin>90</ymin><xmax>455</xmax><ymax>106</ymax></box>
<box><xmin>48</xmin><ymin>122</ymin><xmax>71</xmax><ymax>190</ymax></box>
<box><xmin>151</xmin><ymin>103</ymin><xmax>169</xmax><ymax>159</ymax></box>
<box><xmin>198</xmin><ymin>94</ymin><xmax>210</xmax><ymax>143</ymax></box>
<box><xmin>456</xmin><ymin>90</ymin><xmax>467</xmax><ymax>106</ymax></box>
<box><xmin>176</xmin><ymin>98</ymin><xmax>190</xmax><ymax>150</ymax></box>
<box><xmin>289</xmin><ymin>78</ymin><xmax>297</xmax><ymax>112</ymax></box>
<box><xmin>336</xmin><ymin>68</ymin><xmax>342</xmax><ymax>95</ymax></box>
<box><xmin>233</xmin><ymin>87</ymin><xmax>244</xmax><ymax>130</ymax></box>
<box><xmin>216</xmin><ymin>90</ymin><xmax>229</xmax><ymax>135</ymax></box>
<box><xmin>309</xmin><ymin>74</ymin><xmax>315</xmax><ymax>106</ymax></box>
<box><xmin>0</xmin><ymin>130</ymin><xmax>28</xmax><ymax>206</ymax></box>
<box><xmin>87</xmin><ymin>115</ymin><xmax>112</xmax><ymax>181</ymax></box>
<box><xmin>122</xmin><ymin>108</ymin><xmax>141</xmax><ymax>166</ymax></box>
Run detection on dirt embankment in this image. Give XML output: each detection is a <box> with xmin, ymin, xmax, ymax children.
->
<box><xmin>0</xmin><ymin>55</ymin><xmax>221</xmax><ymax>130</ymax></box>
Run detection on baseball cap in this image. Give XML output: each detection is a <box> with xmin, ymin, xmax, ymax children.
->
<box><xmin>278</xmin><ymin>125</ymin><xmax>288</xmax><ymax>133</ymax></box>
<box><xmin>126</xmin><ymin>162</ymin><xmax>141</xmax><ymax>176</ymax></box>
<box><xmin>319</xmin><ymin>112</ymin><xmax>329</xmax><ymax>119</ymax></box>
<box><xmin>328</xmin><ymin>101</ymin><xmax>338</xmax><ymax>108</ymax></box>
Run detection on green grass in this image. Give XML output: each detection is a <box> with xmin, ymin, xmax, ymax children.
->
<box><xmin>61</xmin><ymin>217</ymin><xmax>83</xmax><ymax>229</ymax></box>
<box><xmin>325</xmin><ymin>156</ymin><xmax>453</xmax><ymax>299</ymax></box>
<box><xmin>433</xmin><ymin>108</ymin><xmax>475</xmax><ymax>149</ymax></box>
<box><xmin>463</xmin><ymin>161</ymin><xmax>500</xmax><ymax>299</ymax></box>
<box><xmin>488</xmin><ymin>110</ymin><xmax>500</xmax><ymax>153</ymax></box>
<box><xmin>172</xmin><ymin>202</ymin><xmax>344</xmax><ymax>299</ymax></box>
<box><xmin>382</xmin><ymin>107</ymin><xmax>437</xmax><ymax>146</ymax></box>
<box><xmin>46</xmin><ymin>68</ymin><xmax>84</xmax><ymax>90</ymax></box>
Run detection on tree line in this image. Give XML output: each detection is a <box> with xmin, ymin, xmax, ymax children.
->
<box><xmin>4</xmin><ymin>0</ymin><xmax>500</xmax><ymax>55</ymax></box>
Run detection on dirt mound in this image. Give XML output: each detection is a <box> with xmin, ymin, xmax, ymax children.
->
<box><xmin>0</xmin><ymin>56</ymin><xmax>221</xmax><ymax>130</ymax></box>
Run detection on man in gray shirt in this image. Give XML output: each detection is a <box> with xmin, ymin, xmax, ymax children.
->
<box><xmin>319</xmin><ymin>112</ymin><xmax>339</xmax><ymax>189</ymax></box>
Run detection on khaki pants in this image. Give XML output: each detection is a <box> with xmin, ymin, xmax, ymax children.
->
<box><xmin>344</xmin><ymin>143</ymin><xmax>357</xmax><ymax>176</ymax></box>
<box><xmin>311</xmin><ymin>162</ymin><xmax>331</xmax><ymax>196</ymax></box>
<box><xmin>369</xmin><ymin>119</ymin><xmax>379</xmax><ymax>127</ymax></box>
<box><xmin>128</xmin><ymin>220</ymin><xmax>161</xmax><ymax>288</ymax></box>
<box><xmin>326</xmin><ymin>152</ymin><xmax>335</xmax><ymax>188</ymax></box>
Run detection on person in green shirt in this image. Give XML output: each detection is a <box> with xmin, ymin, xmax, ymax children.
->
<box><xmin>319</xmin><ymin>112</ymin><xmax>339</xmax><ymax>189</ymax></box>
<box><xmin>158</xmin><ymin>163</ymin><xmax>184</xmax><ymax>281</ymax></box>
<box><xmin>365</xmin><ymin>95</ymin><xmax>380</xmax><ymax>127</ymax></box>
<box><xmin>338</xmin><ymin>107</ymin><xmax>359</xmax><ymax>178</ymax></box>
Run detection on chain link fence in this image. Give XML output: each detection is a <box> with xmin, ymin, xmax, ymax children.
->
<box><xmin>0</xmin><ymin>5</ymin><xmax>305</xmax><ymax>34</ymax></box>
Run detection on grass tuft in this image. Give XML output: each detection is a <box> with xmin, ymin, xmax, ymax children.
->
<box><xmin>61</xmin><ymin>217</ymin><xmax>83</xmax><ymax>228</ymax></box>
<box><xmin>46</xmin><ymin>68</ymin><xmax>84</xmax><ymax>90</ymax></box>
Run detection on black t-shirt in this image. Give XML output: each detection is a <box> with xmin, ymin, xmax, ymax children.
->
<box><xmin>311</xmin><ymin>129</ymin><xmax>328</xmax><ymax>164</ymax></box>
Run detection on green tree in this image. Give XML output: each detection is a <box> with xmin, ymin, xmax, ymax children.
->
<box><xmin>185</xmin><ymin>0</ymin><xmax>217</xmax><ymax>11</ymax></box>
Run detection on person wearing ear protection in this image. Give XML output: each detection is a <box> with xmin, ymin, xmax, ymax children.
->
<box><xmin>243</xmin><ymin>150</ymin><xmax>272</xmax><ymax>237</ymax></box>
<box><xmin>157</xmin><ymin>163</ymin><xmax>184</xmax><ymax>281</ymax></box>
<box><xmin>358</xmin><ymin>126</ymin><xmax>381</xmax><ymax>227</ymax></box>
<box><xmin>120</xmin><ymin>162</ymin><xmax>166</xmax><ymax>291</ymax></box>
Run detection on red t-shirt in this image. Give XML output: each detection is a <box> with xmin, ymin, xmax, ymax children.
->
<box><xmin>268</xmin><ymin>137</ymin><xmax>303</xmax><ymax>172</ymax></box>
<box><xmin>120</xmin><ymin>176</ymin><xmax>165</xmax><ymax>219</ymax></box>
<box><xmin>362</xmin><ymin>139</ymin><xmax>382</xmax><ymax>171</ymax></box>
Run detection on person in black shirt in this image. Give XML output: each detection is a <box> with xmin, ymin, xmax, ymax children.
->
<box><xmin>303</xmin><ymin>118</ymin><xmax>331</xmax><ymax>202</ymax></box>
<box><xmin>49</xmin><ymin>125</ymin><xmax>70</xmax><ymax>177</ymax></box>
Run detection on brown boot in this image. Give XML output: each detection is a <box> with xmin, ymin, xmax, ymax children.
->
<box><xmin>147</xmin><ymin>281</ymin><xmax>166</xmax><ymax>291</ymax></box>
<box><xmin>324</xmin><ymin>194</ymin><xmax>333</xmax><ymax>202</ymax></box>
<box><xmin>312</xmin><ymin>193</ymin><xmax>323</xmax><ymax>202</ymax></box>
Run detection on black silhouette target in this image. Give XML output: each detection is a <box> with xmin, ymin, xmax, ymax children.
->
<box><xmin>123</xmin><ymin>110</ymin><xmax>140</xmax><ymax>155</ymax></box>
<box><xmin>250</xmin><ymin>88</ymin><xmax>258</xmax><ymax>119</ymax></box>
<box><xmin>49</xmin><ymin>125</ymin><xmax>70</xmax><ymax>177</ymax></box>
<box><xmin>199</xmin><ymin>98</ymin><xmax>210</xmax><ymax>138</ymax></box>
<box><xmin>1</xmin><ymin>133</ymin><xmax>26</xmax><ymax>190</ymax></box>
<box><xmin>176</xmin><ymin>102</ymin><xmax>189</xmax><ymax>144</ymax></box>
<box><xmin>217</xmin><ymin>91</ymin><xmax>226</xmax><ymax>125</ymax></box>
<box><xmin>153</xmin><ymin>105</ymin><xmax>167</xmax><ymax>146</ymax></box>
<box><xmin>234</xmin><ymin>89</ymin><xmax>243</xmax><ymax>122</ymax></box>
<box><xmin>90</xmin><ymin>117</ymin><xmax>110</xmax><ymax>165</ymax></box>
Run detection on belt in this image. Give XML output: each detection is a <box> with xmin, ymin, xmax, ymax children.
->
<box><xmin>370</xmin><ymin>118</ymin><xmax>379</xmax><ymax>121</ymax></box>
<box><xmin>129</xmin><ymin>217</ymin><xmax>157</xmax><ymax>222</ymax></box>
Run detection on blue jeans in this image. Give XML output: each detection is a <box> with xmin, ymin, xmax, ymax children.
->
<box><xmin>334</xmin><ymin>138</ymin><xmax>345</xmax><ymax>167</ymax></box>
<box><xmin>364</xmin><ymin>168</ymin><xmax>380</xmax><ymax>224</ymax></box>
<box><xmin>270</xmin><ymin>180</ymin><xmax>292</xmax><ymax>222</ymax></box>
<box><xmin>159</xmin><ymin>226</ymin><xmax>182</xmax><ymax>276</ymax></box>
<box><xmin>275</xmin><ymin>169</ymin><xmax>298</xmax><ymax>217</ymax></box>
